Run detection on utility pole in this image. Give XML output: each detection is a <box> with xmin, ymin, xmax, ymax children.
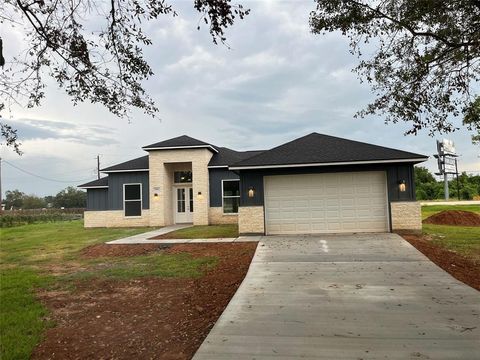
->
<box><xmin>444</xmin><ymin>172</ymin><xmax>449</xmax><ymax>200</ymax></box>
<box><xmin>0</xmin><ymin>157</ymin><xmax>2</xmax><ymax>209</ymax></box>
<box><xmin>96</xmin><ymin>155</ymin><xmax>100</xmax><ymax>179</ymax></box>
<box><xmin>455</xmin><ymin>158</ymin><xmax>460</xmax><ymax>200</ymax></box>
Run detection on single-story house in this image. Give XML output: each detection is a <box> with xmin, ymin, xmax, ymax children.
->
<box><xmin>78</xmin><ymin>133</ymin><xmax>428</xmax><ymax>234</ymax></box>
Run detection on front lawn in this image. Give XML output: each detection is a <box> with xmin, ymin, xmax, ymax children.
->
<box><xmin>151</xmin><ymin>224</ymin><xmax>239</xmax><ymax>239</ymax></box>
<box><xmin>0</xmin><ymin>221</ymin><xmax>216</xmax><ymax>360</ymax></box>
<box><xmin>422</xmin><ymin>224</ymin><xmax>480</xmax><ymax>262</ymax></box>
<box><xmin>402</xmin><ymin>205</ymin><xmax>480</xmax><ymax>290</ymax></box>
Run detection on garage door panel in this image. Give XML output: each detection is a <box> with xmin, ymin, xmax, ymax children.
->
<box><xmin>265</xmin><ymin>171</ymin><xmax>388</xmax><ymax>234</ymax></box>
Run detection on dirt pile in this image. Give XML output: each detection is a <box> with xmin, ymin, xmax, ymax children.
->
<box><xmin>423</xmin><ymin>210</ymin><xmax>480</xmax><ymax>227</ymax></box>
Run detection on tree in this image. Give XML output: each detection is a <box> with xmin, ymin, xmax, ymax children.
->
<box><xmin>310</xmin><ymin>0</ymin><xmax>480</xmax><ymax>140</ymax></box>
<box><xmin>2</xmin><ymin>189</ymin><xmax>25</xmax><ymax>209</ymax></box>
<box><xmin>53</xmin><ymin>187</ymin><xmax>86</xmax><ymax>208</ymax></box>
<box><xmin>463</xmin><ymin>96</ymin><xmax>480</xmax><ymax>144</ymax></box>
<box><xmin>414</xmin><ymin>166</ymin><xmax>442</xmax><ymax>200</ymax></box>
<box><xmin>414</xmin><ymin>166</ymin><xmax>436</xmax><ymax>188</ymax></box>
<box><xmin>22</xmin><ymin>194</ymin><xmax>46</xmax><ymax>209</ymax></box>
<box><xmin>0</xmin><ymin>0</ymin><xmax>249</xmax><ymax>153</ymax></box>
<box><xmin>44</xmin><ymin>195</ymin><xmax>55</xmax><ymax>208</ymax></box>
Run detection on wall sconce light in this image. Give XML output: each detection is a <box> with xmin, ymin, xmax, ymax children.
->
<box><xmin>153</xmin><ymin>193</ymin><xmax>159</xmax><ymax>199</ymax></box>
<box><xmin>398</xmin><ymin>180</ymin><xmax>406</xmax><ymax>192</ymax></box>
<box><xmin>248</xmin><ymin>186</ymin><xmax>255</xmax><ymax>198</ymax></box>
<box><xmin>197</xmin><ymin>191</ymin><xmax>204</xmax><ymax>200</ymax></box>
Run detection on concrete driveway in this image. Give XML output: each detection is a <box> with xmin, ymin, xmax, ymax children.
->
<box><xmin>194</xmin><ymin>233</ymin><xmax>480</xmax><ymax>359</ymax></box>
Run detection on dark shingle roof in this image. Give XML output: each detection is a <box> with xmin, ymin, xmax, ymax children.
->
<box><xmin>208</xmin><ymin>147</ymin><xmax>265</xmax><ymax>167</ymax></box>
<box><xmin>230</xmin><ymin>133</ymin><xmax>427</xmax><ymax>168</ymax></box>
<box><xmin>78</xmin><ymin>177</ymin><xmax>108</xmax><ymax>188</ymax></box>
<box><xmin>101</xmin><ymin>155</ymin><xmax>149</xmax><ymax>172</ymax></box>
<box><xmin>143</xmin><ymin>135</ymin><xmax>217</xmax><ymax>152</ymax></box>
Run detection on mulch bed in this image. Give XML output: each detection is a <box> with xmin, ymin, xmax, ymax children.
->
<box><xmin>32</xmin><ymin>242</ymin><xmax>258</xmax><ymax>360</ymax></box>
<box><xmin>402</xmin><ymin>234</ymin><xmax>480</xmax><ymax>291</ymax></box>
<box><xmin>423</xmin><ymin>210</ymin><xmax>480</xmax><ymax>227</ymax></box>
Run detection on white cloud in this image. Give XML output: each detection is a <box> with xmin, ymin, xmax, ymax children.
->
<box><xmin>1</xmin><ymin>0</ymin><xmax>479</xmax><ymax>196</ymax></box>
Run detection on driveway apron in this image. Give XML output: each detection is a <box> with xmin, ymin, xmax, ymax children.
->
<box><xmin>193</xmin><ymin>233</ymin><xmax>480</xmax><ymax>359</ymax></box>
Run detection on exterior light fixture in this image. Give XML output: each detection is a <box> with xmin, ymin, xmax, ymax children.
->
<box><xmin>153</xmin><ymin>193</ymin><xmax>159</xmax><ymax>199</ymax></box>
<box><xmin>248</xmin><ymin>186</ymin><xmax>255</xmax><ymax>198</ymax></box>
<box><xmin>197</xmin><ymin>191</ymin><xmax>204</xmax><ymax>200</ymax></box>
<box><xmin>398</xmin><ymin>180</ymin><xmax>406</xmax><ymax>192</ymax></box>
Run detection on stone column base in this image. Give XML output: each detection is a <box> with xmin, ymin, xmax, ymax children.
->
<box><xmin>238</xmin><ymin>206</ymin><xmax>265</xmax><ymax>235</ymax></box>
<box><xmin>390</xmin><ymin>202</ymin><xmax>422</xmax><ymax>233</ymax></box>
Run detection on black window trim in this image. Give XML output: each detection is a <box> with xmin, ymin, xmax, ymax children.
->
<box><xmin>222</xmin><ymin>179</ymin><xmax>240</xmax><ymax>215</ymax></box>
<box><xmin>123</xmin><ymin>183</ymin><xmax>142</xmax><ymax>217</ymax></box>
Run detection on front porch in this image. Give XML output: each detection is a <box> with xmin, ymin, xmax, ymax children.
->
<box><xmin>148</xmin><ymin>148</ymin><xmax>212</xmax><ymax>227</ymax></box>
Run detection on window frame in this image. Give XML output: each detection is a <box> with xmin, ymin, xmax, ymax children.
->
<box><xmin>173</xmin><ymin>170</ymin><xmax>193</xmax><ymax>184</ymax></box>
<box><xmin>221</xmin><ymin>179</ymin><xmax>240</xmax><ymax>215</ymax></box>
<box><xmin>123</xmin><ymin>183</ymin><xmax>142</xmax><ymax>218</ymax></box>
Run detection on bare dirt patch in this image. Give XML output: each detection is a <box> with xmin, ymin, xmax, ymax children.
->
<box><xmin>423</xmin><ymin>210</ymin><xmax>480</xmax><ymax>227</ymax></box>
<box><xmin>32</xmin><ymin>242</ymin><xmax>258</xmax><ymax>360</ymax></box>
<box><xmin>81</xmin><ymin>243</ymin><xmax>170</xmax><ymax>258</ymax></box>
<box><xmin>402</xmin><ymin>234</ymin><xmax>480</xmax><ymax>291</ymax></box>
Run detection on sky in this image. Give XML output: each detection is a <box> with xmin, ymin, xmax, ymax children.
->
<box><xmin>1</xmin><ymin>0</ymin><xmax>479</xmax><ymax>197</ymax></box>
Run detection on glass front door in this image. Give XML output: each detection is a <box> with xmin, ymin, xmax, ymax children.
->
<box><xmin>175</xmin><ymin>187</ymin><xmax>193</xmax><ymax>223</ymax></box>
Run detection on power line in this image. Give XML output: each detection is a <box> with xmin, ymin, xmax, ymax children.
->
<box><xmin>2</xmin><ymin>159</ymin><xmax>93</xmax><ymax>183</ymax></box>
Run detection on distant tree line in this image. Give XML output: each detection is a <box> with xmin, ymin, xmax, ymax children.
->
<box><xmin>415</xmin><ymin>167</ymin><xmax>480</xmax><ymax>200</ymax></box>
<box><xmin>1</xmin><ymin>187</ymin><xmax>86</xmax><ymax>210</ymax></box>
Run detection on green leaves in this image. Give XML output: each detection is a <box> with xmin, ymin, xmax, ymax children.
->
<box><xmin>310</xmin><ymin>0</ymin><xmax>480</xmax><ymax>140</ymax></box>
<box><xmin>0</xmin><ymin>0</ymin><xmax>249</xmax><ymax>152</ymax></box>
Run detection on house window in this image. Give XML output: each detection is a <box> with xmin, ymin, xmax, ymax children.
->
<box><xmin>174</xmin><ymin>171</ymin><xmax>192</xmax><ymax>183</ymax></box>
<box><xmin>124</xmin><ymin>184</ymin><xmax>142</xmax><ymax>217</ymax></box>
<box><xmin>222</xmin><ymin>180</ymin><xmax>240</xmax><ymax>214</ymax></box>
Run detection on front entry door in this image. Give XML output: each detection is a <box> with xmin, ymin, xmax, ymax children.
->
<box><xmin>175</xmin><ymin>187</ymin><xmax>193</xmax><ymax>223</ymax></box>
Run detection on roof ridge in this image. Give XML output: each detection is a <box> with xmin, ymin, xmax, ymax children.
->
<box><xmin>230</xmin><ymin>132</ymin><xmax>427</xmax><ymax>168</ymax></box>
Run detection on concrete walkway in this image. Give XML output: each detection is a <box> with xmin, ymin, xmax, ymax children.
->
<box><xmin>193</xmin><ymin>233</ymin><xmax>480</xmax><ymax>359</ymax></box>
<box><xmin>106</xmin><ymin>224</ymin><xmax>192</xmax><ymax>244</ymax></box>
<box><xmin>106</xmin><ymin>225</ymin><xmax>260</xmax><ymax>244</ymax></box>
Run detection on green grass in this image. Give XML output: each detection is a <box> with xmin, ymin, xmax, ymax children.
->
<box><xmin>160</xmin><ymin>224</ymin><xmax>239</xmax><ymax>239</ymax></box>
<box><xmin>421</xmin><ymin>204</ymin><xmax>480</xmax><ymax>219</ymax></box>
<box><xmin>422</xmin><ymin>224</ymin><xmax>480</xmax><ymax>262</ymax></box>
<box><xmin>0</xmin><ymin>268</ymin><xmax>52</xmax><ymax>359</ymax></box>
<box><xmin>0</xmin><ymin>220</ymin><xmax>216</xmax><ymax>360</ymax></box>
<box><xmin>421</xmin><ymin>205</ymin><xmax>480</xmax><ymax>262</ymax></box>
<box><xmin>67</xmin><ymin>253</ymin><xmax>216</xmax><ymax>281</ymax></box>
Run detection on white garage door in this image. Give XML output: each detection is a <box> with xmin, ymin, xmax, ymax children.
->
<box><xmin>264</xmin><ymin>171</ymin><xmax>389</xmax><ymax>235</ymax></box>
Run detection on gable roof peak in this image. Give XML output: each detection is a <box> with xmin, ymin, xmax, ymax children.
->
<box><xmin>142</xmin><ymin>135</ymin><xmax>218</xmax><ymax>152</ymax></box>
<box><xmin>230</xmin><ymin>132</ymin><xmax>427</xmax><ymax>169</ymax></box>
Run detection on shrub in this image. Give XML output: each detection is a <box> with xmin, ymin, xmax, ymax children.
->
<box><xmin>0</xmin><ymin>209</ymin><xmax>84</xmax><ymax>228</ymax></box>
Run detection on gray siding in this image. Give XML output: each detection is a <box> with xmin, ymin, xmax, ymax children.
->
<box><xmin>86</xmin><ymin>189</ymin><xmax>108</xmax><ymax>210</ymax></box>
<box><xmin>239</xmin><ymin>163</ymin><xmax>416</xmax><ymax>207</ymax></box>
<box><xmin>209</xmin><ymin>168</ymin><xmax>240</xmax><ymax>207</ymax></box>
<box><xmin>107</xmin><ymin>172</ymin><xmax>150</xmax><ymax>210</ymax></box>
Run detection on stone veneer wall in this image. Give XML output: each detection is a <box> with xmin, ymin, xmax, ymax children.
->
<box><xmin>84</xmin><ymin>210</ymin><xmax>150</xmax><ymax>228</ymax></box>
<box><xmin>209</xmin><ymin>207</ymin><xmax>238</xmax><ymax>225</ymax></box>
<box><xmin>238</xmin><ymin>206</ymin><xmax>265</xmax><ymax>234</ymax></box>
<box><xmin>390</xmin><ymin>201</ymin><xmax>422</xmax><ymax>233</ymax></box>
<box><xmin>148</xmin><ymin>149</ymin><xmax>212</xmax><ymax>227</ymax></box>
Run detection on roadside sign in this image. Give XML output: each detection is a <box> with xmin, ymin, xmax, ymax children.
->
<box><xmin>442</xmin><ymin>139</ymin><xmax>456</xmax><ymax>155</ymax></box>
<box><xmin>434</xmin><ymin>139</ymin><xmax>459</xmax><ymax>200</ymax></box>
<box><xmin>443</xmin><ymin>156</ymin><xmax>456</xmax><ymax>173</ymax></box>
